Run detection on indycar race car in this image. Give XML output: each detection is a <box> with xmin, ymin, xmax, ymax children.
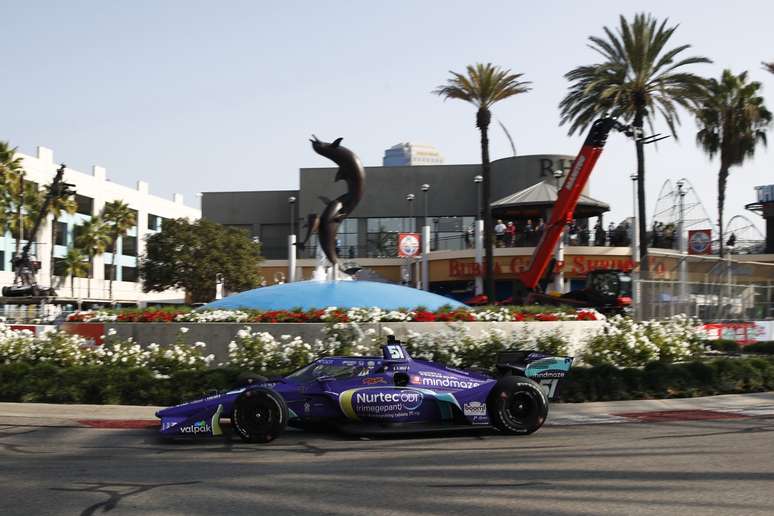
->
<box><xmin>156</xmin><ymin>336</ymin><xmax>573</xmax><ymax>443</ymax></box>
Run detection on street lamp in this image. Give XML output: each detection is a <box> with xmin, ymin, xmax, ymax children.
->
<box><xmin>420</xmin><ymin>184</ymin><xmax>430</xmax><ymax>291</ymax></box>
<box><xmin>473</xmin><ymin>175</ymin><xmax>484</xmax><ymax>295</ymax></box>
<box><xmin>288</xmin><ymin>196</ymin><xmax>297</xmax><ymax>283</ymax></box>
<box><xmin>676</xmin><ymin>180</ymin><xmax>687</xmax><ymax>307</ymax></box>
<box><xmin>552</xmin><ymin>170</ymin><xmax>565</xmax><ymax>294</ymax></box>
<box><xmin>630</xmin><ymin>173</ymin><xmax>639</xmax><ymax>317</ymax></box>
<box><xmin>405</xmin><ymin>193</ymin><xmax>416</xmax><ymax>288</ymax></box>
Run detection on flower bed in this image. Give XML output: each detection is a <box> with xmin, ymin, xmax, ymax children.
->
<box><xmin>66</xmin><ymin>305</ymin><xmax>602</xmax><ymax>324</ymax></box>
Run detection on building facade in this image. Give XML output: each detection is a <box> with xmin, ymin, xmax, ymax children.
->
<box><xmin>382</xmin><ymin>143</ymin><xmax>445</xmax><ymax>166</ymax></box>
<box><xmin>203</xmin><ymin>154</ymin><xmax>583</xmax><ymax>260</ymax></box>
<box><xmin>0</xmin><ymin>146</ymin><xmax>201</xmax><ymax>303</ymax></box>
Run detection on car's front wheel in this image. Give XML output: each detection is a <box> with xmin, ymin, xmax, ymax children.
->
<box><xmin>232</xmin><ymin>388</ymin><xmax>288</xmax><ymax>443</ymax></box>
<box><xmin>487</xmin><ymin>376</ymin><xmax>548</xmax><ymax>435</ymax></box>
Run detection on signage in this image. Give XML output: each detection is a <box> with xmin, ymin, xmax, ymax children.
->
<box><xmin>398</xmin><ymin>233</ymin><xmax>421</xmax><ymax>257</ymax></box>
<box><xmin>688</xmin><ymin>229</ymin><xmax>712</xmax><ymax>255</ymax></box>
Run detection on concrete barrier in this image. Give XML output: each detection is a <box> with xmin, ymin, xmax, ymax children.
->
<box><xmin>101</xmin><ymin>321</ymin><xmax>605</xmax><ymax>365</ymax></box>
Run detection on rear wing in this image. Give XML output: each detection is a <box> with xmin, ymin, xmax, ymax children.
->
<box><xmin>496</xmin><ymin>350</ymin><xmax>574</xmax><ymax>400</ymax></box>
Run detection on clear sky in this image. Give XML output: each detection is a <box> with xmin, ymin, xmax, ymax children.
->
<box><xmin>2</xmin><ymin>0</ymin><xmax>772</xmax><ymax>236</ymax></box>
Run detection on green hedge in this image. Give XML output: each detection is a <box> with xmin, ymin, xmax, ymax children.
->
<box><xmin>743</xmin><ymin>341</ymin><xmax>774</xmax><ymax>355</ymax></box>
<box><xmin>559</xmin><ymin>356</ymin><xmax>774</xmax><ymax>402</ymax></box>
<box><xmin>0</xmin><ymin>364</ymin><xmax>242</xmax><ymax>406</ymax></box>
<box><xmin>1</xmin><ymin>357</ymin><xmax>772</xmax><ymax>406</ymax></box>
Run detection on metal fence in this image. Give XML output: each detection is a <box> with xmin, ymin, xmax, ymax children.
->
<box><xmin>635</xmin><ymin>279</ymin><xmax>774</xmax><ymax>322</ymax></box>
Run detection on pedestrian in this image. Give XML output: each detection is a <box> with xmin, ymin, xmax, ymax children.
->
<box><xmin>569</xmin><ymin>219</ymin><xmax>578</xmax><ymax>245</ymax></box>
<box><xmin>494</xmin><ymin>219</ymin><xmax>506</xmax><ymax>247</ymax></box>
<box><xmin>506</xmin><ymin>221</ymin><xmax>516</xmax><ymax>247</ymax></box>
<box><xmin>525</xmin><ymin>219</ymin><xmax>534</xmax><ymax>245</ymax></box>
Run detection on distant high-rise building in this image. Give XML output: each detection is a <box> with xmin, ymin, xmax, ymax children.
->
<box><xmin>383</xmin><ymin>143</ymin><xmax>444</xmax><ymax>166</ymax></box>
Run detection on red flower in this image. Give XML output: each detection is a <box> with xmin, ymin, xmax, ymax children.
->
<box><xmin>413</xmin><ymin>310</ymin><xmax>436</xmax><ymax>322</ymax></box>
<box><xmin>534</xmin><ymin>313</ymin><xmax>559</xmax><ymax>321</ymax></box>
<box><xmin>576</xmin><ymin>310</ymin><xmax>597</xmax><ymax>321</ymax></box>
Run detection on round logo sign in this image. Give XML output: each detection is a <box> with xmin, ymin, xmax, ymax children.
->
<box><xmin>398</xmin><ymin>233</ymin><xmax>420</xmax><ymax>257</ymax></box>
<box><xmin>688</xmin><ymin>230</ymin><xmax>711</xmax><ymax>255</ymax></box>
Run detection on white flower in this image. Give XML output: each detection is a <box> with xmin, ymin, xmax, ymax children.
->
<box><xmin>179</xmin><ymin>327</ymin><xmax>189</xmax><ymax>334</ymax></box>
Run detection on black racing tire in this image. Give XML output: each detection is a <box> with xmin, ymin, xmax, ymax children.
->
<box><xmin>487</xmin><ymin>376</ymin><xmax>548</xmax><ymax>435</ymax></box>
<box><xmin>232</xmin><ymin>388</ymin><xmax>288</xmax><ymax>443</ymax></box>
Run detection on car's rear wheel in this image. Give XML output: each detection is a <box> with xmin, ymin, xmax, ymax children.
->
<box><xmin>232</xmin><ymin>388</ymin><xmax>288</xmax><ymax>443</ymax></box>
<box><xmin>487</xmin><ymin>376</ymin><xmax>548</xmax><ymax>435</ymax></box>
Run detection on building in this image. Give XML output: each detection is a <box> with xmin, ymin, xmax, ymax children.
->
<box><xmin>382</xmin><ymin>143</ymin><xmax>444</xmax><ymax>166</ymax></box>
<box><xmin>0</xmin><ymin>146</ymin><xmax>201</xmax><ymax>304</ymax></box>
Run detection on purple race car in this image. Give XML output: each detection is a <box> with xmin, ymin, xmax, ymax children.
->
<box><xmin>156</xmin><ymin>336</ymin><xmax>573</xmax><ymax>443</ymax></box>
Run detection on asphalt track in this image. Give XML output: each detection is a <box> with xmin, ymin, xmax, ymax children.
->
<box><xmin>1</xmin><ymin>398</ymin><xmax>773</xmax><ymax>516</ymax></box>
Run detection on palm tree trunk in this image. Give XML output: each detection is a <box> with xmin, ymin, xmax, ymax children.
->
<box><xmin>478</xmin><ymin>107</ymin><xmax>495</xmax><ymax>302</ymax></box>
<box><xmin>87</xmin><ymin>254</ymin><xmax>92</xmax><ymax>298</ymax></box>
<box><xmin>50</xmin><ymin>218</ymin><xmax>56</xmax><ymax>287</ymax></box>
<box><xmin>718</xmin><ymin>164</ymin><xmax>729</xmax><ymax>258</ymax></box>
<box><xmin>634</xmin><ymin>110</ymin><xmax>649</xmax><ymax>274</ymax></box>
<box><xmin>70</xmin><ymin>274</ymin><xmax>74</xmax><ymax>297</ymax></box>
<box><xmin>14</xmin><ymin>171</ymin><xmax>24</xmax><ymax>256</ymax></box>
<box><xmin>109</xmin><ymin>233</ymin><xmax>117</xmax><ymax>300</ymax></box>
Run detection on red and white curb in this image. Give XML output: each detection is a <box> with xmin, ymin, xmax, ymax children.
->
<box><xmin>548</xmin><ymin>406</ymin><xmax>774</xmax><ymax>426</ymax></box>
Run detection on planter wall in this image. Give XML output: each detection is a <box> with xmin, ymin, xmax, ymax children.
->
<box><xmin>102</xmin><ymin>321</ymin><xmax>606</xmax><ymax>365</ymax></box>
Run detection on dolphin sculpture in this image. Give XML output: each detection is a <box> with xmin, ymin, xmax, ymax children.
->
<box><xmin>302</xmin><ymin>136</ymin><xmax>365</xmax><ymax>267</ymax></box>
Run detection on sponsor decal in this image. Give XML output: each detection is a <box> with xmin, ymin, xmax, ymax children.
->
<box><xmin>304</xmin><ymin>400</ymin><xmax>311</xmax><ymax>414</ymax></box>
<box><xmin>162</xmin><ymin>421</ymin><xmax>179</xmax><ymax>430</ymax></box>
<box><xmin>411</xmin><ymin>370</ymin><xmax>482</xmax><ymax>390</ymax></box>
<box><xmin>463</xmin><ymin>401</ymin><xmax>487</xmax><ymax>417</ymax></box>
<box><xmin>362</xmin><ymin>377</ymin><xmax>386</xmax><ymax>385</ymax></box>
<box><xmin>339</xmin><ymin>388</ymin><xmax>425</xmax><ymax>421</ymax></box>
<box><xmin>179</xmin><ymin>420</ymin><xmax>211</xmax><ymax>435</ymax></box>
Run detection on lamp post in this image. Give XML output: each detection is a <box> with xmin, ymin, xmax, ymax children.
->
<box><xmin>473</xmin><ymin>175</ymin><xmax>484</xmax><ymax>296</ymax></box>
<box><xmin>420</xmin><ymin>184</ymin><xmax>430</xmax><ymax>291</ymax></box>
<box><xmin>676</xmin><ymin>180</ymin><xmax>687</xmax><ymax>309</ymax></box>
<box><xmin>552</xmin><ymin>170</ymin><xmax>565</xmax><ymax>294</ymax></box>
<box><xmin>288</xmin><ymin>196</ymin><xmax>296</xmax><ymax>283</ymax></box>
<box><xmin>405</xmin><ymin>193</ymin><xmax>417</xmax><ymax>288</ymax></box>
<box><xmin>630</xmin><ymin>173</ymin><xmax>640</xmax><ymax>318</ymax></box>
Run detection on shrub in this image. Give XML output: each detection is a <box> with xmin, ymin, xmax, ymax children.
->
<box><xmin>704</xmin><ymin>339</ymin><xmax>741</xmax><ymax>354</ymax></box>
<box><xmin>743</xmin><ymin>341</ymin><xmax>774</xmax><ymax>355</ymax></box>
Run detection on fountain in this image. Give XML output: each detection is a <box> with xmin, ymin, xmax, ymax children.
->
<box><xmin>203</xmin><ymin>137</ymin><xmax>466</xmax><ymax>311</ymax></box>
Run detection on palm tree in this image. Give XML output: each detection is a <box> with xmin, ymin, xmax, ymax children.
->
<box><xmin>60</xmin><ymin>248</ymin><xmax>89</xmax><ymax>297</ymax></box>
<box><xmin>559</xmin><ymin>13</ymin><xmax>710</xmax><ymax>273</ymax></box>
<box><xmin>694</xmin><ymin>70</ymin><xmax>771</xmax><ymax>257</ymax></box>
<box><xmin>101</xmin><ymin>200</ymin><xmax>137</xmax><ymax>299</ymax></box>
<box><xmin>47</xmin><ymin>191</ymin><xmax>77</xmax><ymax>287</ymax></box>
<box><xmin>6</xmin><ymin>179</ymin><xmax>44</xmax><ymax>256</ymax></box>
<box><xmin>75</xmin><ymin>216</ymin><xmax>113</xmax><ymax>298</ymax></box>
<box><xmin>763</xmin><ymin>62</ymin><xmax>774</xmax><ymax>74</ymax></box>
<box><xmin>0</xmin><ymin>141</ymin><xmax>24</xmax><ymax>233</ymax></box>
<box><xmin>434</xmin><ymin>63</ymin><xmax>531</xmax><ymax>301</ymax></box>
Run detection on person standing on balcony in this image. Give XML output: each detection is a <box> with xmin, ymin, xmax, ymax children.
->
<box><xmin>494</xmin><ymin>219</ymin><xmax>506</xmax><ymax>247</ymax></box>
<box><xmin>505</xmin><ymin>221</ymin><xmax>516</xmax><ymax>247</ymax></box>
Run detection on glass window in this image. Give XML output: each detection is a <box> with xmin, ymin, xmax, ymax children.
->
<box><xmin>53</xmin><ymin>222</ymin><xmax>68</xmax><ymax>246</ymax></box>
<box><xmin>122</xmin><ymin>235</ymin><xmax>137</xmax><ymax>257</ymax></box>
<box><xmin>367</xmin><ymin>217</ymin><xmax>415</xmax><ymax>233</ymax></box>
<box><xmin>121</xmin><ymin>266</ymin><xmax>138</xmax><ymax>282</ymax></box>
<box><xmin>74</xmin><ymin>195</ymin><xmax>93</xmax><ymax>215</ymax></box>
<box><xmin>0</xmin><ymin>251</ymin><xmax>4</xmax><ymax>271</ymax></box>
<box><xmin>148</xmin><ymin>214</ymin><xmax>161</xmax><ymax>231</ymax></box>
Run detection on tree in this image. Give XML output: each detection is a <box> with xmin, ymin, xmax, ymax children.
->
<box><xmin>47</xmin><ymin>190</ymin><xmax>77</xmax><ymax>287</ymax></box>
<box><xmin>75</xmin><ymin>216</ymin><xmax>113</xmax><ymax>298</ymax></box>
<box><xmin>101</xmin><ymin>200</ymin><xmax>137</xmax><ymax>299</ymax></box>
<box><xmin>60</xmin><ymin>248</ymin><xmax>89</xmax><ymax>297</ymax></box>
<box><xmin>434</xmin><ymin>63</ymin><xmax>531</xmax><ymax>300</ymax></box>
<box><xmin>763</xmin><ymin>62</ymin><xmax>774</xmax><ymax>74</ymax></box>
<box><xmin>6</xmin><ymin>178</ymin><xmax>44</xmax><ymax>256</ymax></box>
<box><xmin>140</xmin><ymin>218</ymin><xmax>262</xmax><ymax>303</ymax></box>
<box><xmin>0</xmin><ymin>141</ymin><xmax>24</xmax><ymax>233</ymax></box>
<box><xmin>694</xmin><ymin>70</ymin><xmax>771</xmax><ymax>257</ymax></box>
<box><xmin>559</xmin><ymin>13</ymin><xmax>710</xmax><ymax>273</ymax></box>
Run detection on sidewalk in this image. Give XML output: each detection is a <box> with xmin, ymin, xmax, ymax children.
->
<box><xmin>1</xmin><ymin>392</ymin><xmax>773</xmax><ymax>428</ymax></box>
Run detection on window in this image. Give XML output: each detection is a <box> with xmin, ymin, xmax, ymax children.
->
<box><xmin>104</xmin><ymin>264</ymin><xmax>117</xmax><ymax>281</ymax></box>
<box><xmin>122</xmin><ymin>236</ymin><xmax>137</xmax><ymax>257</ymax></box>
<box><xmin>53</xmin><ymin>221</ymin><xmax>68</xmax><ymax>246</ymax></box>
<box><xmin>367</xmin><ymin>217</ymin><xmax>415</xmax><ymax>233</ymax></box>
<box><xmin>121</xmin><ymin>266</ymin><xmax>138</xmax><ymax>283</ymax></box>
<box><xmin>75</xmin><ymin>195</ymin><xmax>93</xmax><ymax>215</ymax></box>
<box><xmin>53</xmin><ymin>257</ymin><xmax>66</xmax><ymax>276</ymax></box>
<box><xmin>0</xmin><ymin>251</ymin><xmax>4</xmax><ymax>271</ymax></box>
<box><xmin>148</xmin><ymin>214</ymin><xmax>161</xmax><ymax>231</ymax></box>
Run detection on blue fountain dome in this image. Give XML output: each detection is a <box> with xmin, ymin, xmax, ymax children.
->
<box><xmin>202</xmin><ymin>280</ymin><xmax>467</xmax><ymax>311</ymax></box>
